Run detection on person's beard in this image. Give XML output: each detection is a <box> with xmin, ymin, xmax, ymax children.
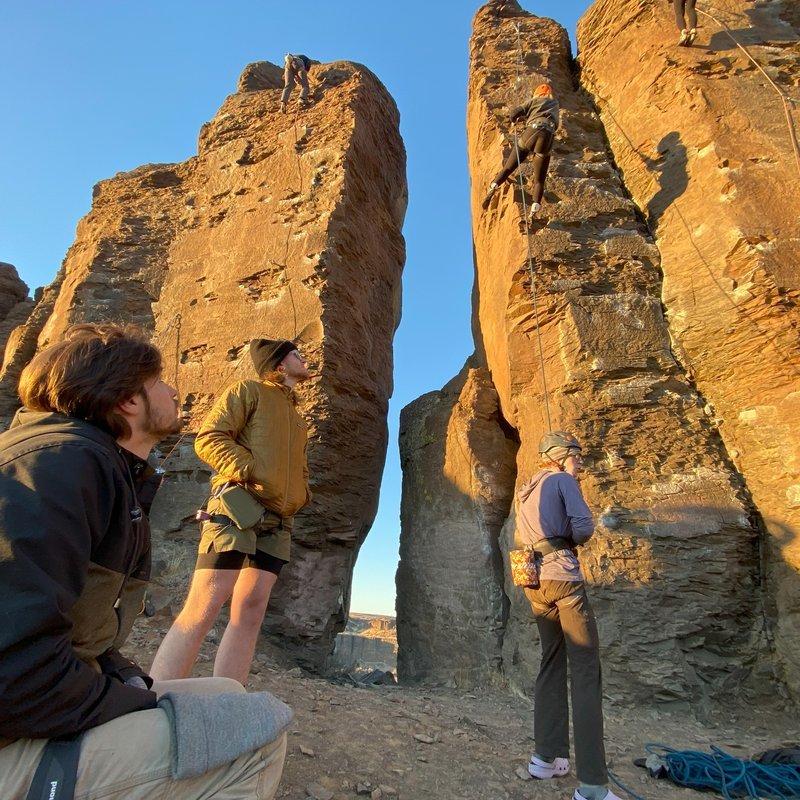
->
<box><xmin>141</xmin><ymin>392</ymin><xmax>183</xmax><ymax>438</ymax></box>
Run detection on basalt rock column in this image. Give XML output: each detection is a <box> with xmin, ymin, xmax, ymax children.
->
<box><xmin>579</xmin><ymin>0</ymin><xmax>800</xmax><ymax>695</ymax></box>
<box><xmin>0</xmin><ymin>263</ymin><xmax>34</xmax><ymax>420</ymax></box>
<box><xmin>404</xmin><ymin>0</ymin><xmax>765</xmax><ymax>704</ymax></box>
<box><xmin>396</xmin><ymin>362</ymin><xmax>518</xmax><ymax>687</ymax></box>
<box><xmin>1</xmin><ymin>61</ymin><xmax>407</xmax><ymax>671</ymax></box>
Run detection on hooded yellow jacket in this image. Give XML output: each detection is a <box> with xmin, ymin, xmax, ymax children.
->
<box><xmin>195</xmin><ymin>379</ymin><xmax>310</xmax><ymax>518</ymax></box>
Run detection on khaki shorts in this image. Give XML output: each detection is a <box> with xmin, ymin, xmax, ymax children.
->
<box><xmin>198</xmin><ymin>504</ymin><xmax>292</xmax><ymax>562</ymax></box>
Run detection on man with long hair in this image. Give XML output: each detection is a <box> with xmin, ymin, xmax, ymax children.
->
<box><xmin>151</xmin><ymin>337</ymin><xmax>311</xmax><ymax>685</ymax></box>
<box><xmin>0</xmin><ymin>323</ymin><xmax>290</xmax><ymax>799</ymax></box>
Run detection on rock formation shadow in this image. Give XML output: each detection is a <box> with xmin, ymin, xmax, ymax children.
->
<box><xmin>707</xmin><ymin>26</ymin><xmax>764</xmax><ymax>52</ymax></box>
<box><xmin>644</xmin><ymin>131</ymin><xmax>688</xmax><ymax>229</ymax></box>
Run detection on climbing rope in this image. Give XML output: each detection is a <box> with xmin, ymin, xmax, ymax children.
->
<box><xmin>154</xmin><ymin>82</ymin><xmax>317</xmax><ymax>469</ymax></box>
<box><xmin>608</xmin><ymin>769</ymin><xmax>646</xmax><ymax>800</ymax></box>
<box><xmin>697</xmin><ymin>5</ymin><xmax>800</xmax><ymax>183</ymax></box>
<box><xmin>644</xmin><ymin>743</ymin><xmax>800</xmax><ymax>800</ymax></box>
<box><xmin>510</xmin><ymin>20</ymin><xmax>553</xmax><ymax>432</ymax></box>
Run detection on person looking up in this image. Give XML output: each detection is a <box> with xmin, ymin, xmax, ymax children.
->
<box><xmin>151</xmin><ymin>337</ymin><xmax>312</xmax><ymax>685</ymax></box>
<box><xmin>517</xmin><ymin>431</ymin><xmax>620</xmax><ymax>800</ymax></box>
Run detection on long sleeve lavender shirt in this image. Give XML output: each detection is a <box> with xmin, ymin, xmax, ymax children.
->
<box><xmin>517</xmin><ymin>469</ymin><xmax>595</xmax><ymax>582</ymax></box>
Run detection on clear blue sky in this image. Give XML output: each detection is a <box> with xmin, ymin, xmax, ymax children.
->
<box><xmin>1</xmin><ymin>1</ymin><xmax>591</xmax><ymax>615</ymax></box>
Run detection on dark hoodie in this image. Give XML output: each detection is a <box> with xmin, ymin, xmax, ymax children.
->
<box><xmin>509</xmin><ymin>95</ymin><xmax>560</xmax><ymax>131</ymax></box>
<box><xmin>517</xmin><ymin>469</ymin><xmax>594</xmax><ymax>582</ymax></box>
<box><xmin>0</xmin><ymin>410</ymin><xmax>158</xmax><ymax>746</ymax></box>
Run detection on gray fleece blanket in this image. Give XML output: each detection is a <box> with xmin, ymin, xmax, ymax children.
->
<box><xmin>158</xmin><ymin>690</ymin><xmax>293</xmax><ymax>779</ymax></box>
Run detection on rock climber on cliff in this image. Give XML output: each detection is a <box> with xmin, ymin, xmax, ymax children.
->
<box><xmin>516</xmin><ymin>431</ymin><xmax>621</xmax><ymax>800</ymax></box>
<box><xmin>280</xmin><ymin>53</ymin><xmax>312</xmax><ymax>113</ymax></box>
<box><xmin>150</xmin><ymin>337</ymin><xmax>312</xmax><ymax>686</ymax></box>
<box><xmin>672</xmin><ymin>0</ymin><xmax>698</xmax><ymax>46</ymax></box>
<box><xmin>482</xmin><ymin>82</ymin><xmax>559</xmax><ymax>219</ymax></box>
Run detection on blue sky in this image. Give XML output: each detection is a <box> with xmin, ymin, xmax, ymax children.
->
<box><xmin>1</xmin><ymin>1</ymin><xmax>592</xmax><ymax>615</ymax></box>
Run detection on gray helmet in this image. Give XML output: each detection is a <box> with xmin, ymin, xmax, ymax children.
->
<box><xmin>538</xmin><ymin>431</ymin><xmax>582</xmax><ymax>455</ymax></box>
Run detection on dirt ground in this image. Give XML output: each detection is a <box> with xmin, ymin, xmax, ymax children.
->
<box><xmin>128</xmin><ymin>613</ymin><xmax>799</xmax><ymax>800</ymax></box>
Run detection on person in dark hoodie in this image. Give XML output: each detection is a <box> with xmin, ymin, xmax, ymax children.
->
<box><xmin>516</xmin><ymin>431</ymin><xmax>620</xmax><ymax>800</ymax></box>
<box><xmin>0</xmin><ymin>323</ymin><xmax>290</xmax><ymax>800</ymax></box>
<box><xmin>482</xmin><ymin>82</ymin><xmax>559</xmax><ymax>217</ymax></box>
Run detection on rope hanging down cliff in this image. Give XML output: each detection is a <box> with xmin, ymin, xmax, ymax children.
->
<box><xmin>153</xmin><ymin>87</ymin><xmax>318</xmax><ymax>466</ymax></box>
<box><xmin>696</xmin><ymin>5</ymin><xmax>800</xmax><ymax>183</ymax></box>
<box><xmin>511</xmin><ymin>19</ymin><xmax>553</xmax><ymax>433</ymax></box>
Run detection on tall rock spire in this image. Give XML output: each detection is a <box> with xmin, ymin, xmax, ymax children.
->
<box><xmin>1</xmin><ymin>59</ymin><xmax>407</xmax><ymax>670</ymax></box>
<box><xmin>398</xmin><ymin>0</ymin><xmax>772</xmax><ymax>706</ymax></box>
<box><xmin>579</xmin><ymin>0</ymin><xmax>800</xmax><ymax>696</ymax></box>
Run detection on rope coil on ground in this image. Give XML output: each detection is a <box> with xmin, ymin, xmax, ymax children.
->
<box><xmin>645</xmin><ymin>743</ymin><xmax>800</xmax><ymax>800</ymax></box>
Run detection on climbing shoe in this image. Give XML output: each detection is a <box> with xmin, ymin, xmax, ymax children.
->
<box><xmin>482</xmin><ymin>182</ymin><xmax>498</xmax><ymax>209</ymax></box>
<box><xmin>280</xmin><ymin>102</ymin><xmax>287</xmax><ymax>114</ymax></box>
<box><xmin>686</xmin><ymin>28</ymin><xmax>697</xmax><ymax>45</ymax></box>
<box><xmin>678</xmin><ymin>29</ymin><xmax>690</xmax><ymax>46</ymax></box>
<box><xmin>528</xmin><ymin>201</ymin><xmax>542</xmax><ymax>220</ymax></box>
<box><xmin>528</xmin><ymin>755</ymin><xmax>570</xmax><ymax>779</ymax></box>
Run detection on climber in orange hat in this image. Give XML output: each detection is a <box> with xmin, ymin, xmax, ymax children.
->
<box><xmin>482</xmin><ymin>83</ymin><xmax>559</xmax><ymax>219</ymax></box>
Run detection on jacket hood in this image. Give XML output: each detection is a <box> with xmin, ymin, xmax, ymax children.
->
<box><xmin>518</xmin><ymin>469</ymin><xmax>556</xmax><ymax>502</ymax></box>
<box><xmin>6</xmin><ymin>408</ymin><xmax>116</xmax><ymax>445</ymax></box>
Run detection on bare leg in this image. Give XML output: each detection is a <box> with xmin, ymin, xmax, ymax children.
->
<box><xmin>149</xmin><ymin>568</ymin><xmax>239</xmax><ymax>681</ymax></box>
<box><xmin>213</xmin><ymin>567</ymin><xmax>278</xmax><ymax>685</ymax></box>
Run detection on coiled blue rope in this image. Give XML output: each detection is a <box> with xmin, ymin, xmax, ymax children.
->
<box><xmin>644</xmin><ymin>743</ymin><xmax>800</xmax><ymax>800</ymax></box>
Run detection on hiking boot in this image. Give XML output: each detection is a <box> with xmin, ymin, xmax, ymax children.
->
<box><xmin>678</xmin><ymin>29</ymin><xmax>690</xmax><ymax>46</ymax></box>
<box><xmin>528</xmin><ymin>201</ymin><xmax>542</xmax><ymax>220</ymax></box>
<box><xmin>298</xmin><ymin>98</ymin><xmax>311</xmax><ymax>108</ymax></box>
<box><xmin>686</xmin><ymin>28</ymin><xmax>697</xmax><ymax>45</ymax></box>
<box><xmin>529</xmin><ymin>755</ymin><xmax>571</xmax><ymax>779</ymax></box>
<box><xmin>280</xmin><ymin>102</ymin><xmax>287</xmax><ymax>114</ymax></box>
<box><xmin>482</xmin><ymin>182</ymin><xmax>498</xmax><ymax>210</ymax></box>
<box><xmin>573</xmin><ymin>789</ymin><xmax>623</xmax><ymax>800</ymax></box>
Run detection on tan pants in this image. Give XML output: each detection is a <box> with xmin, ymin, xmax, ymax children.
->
<box><xmin>0</xmin><ymin>678</ymin><xmax>287</xmax><ymax>800</ymax></box>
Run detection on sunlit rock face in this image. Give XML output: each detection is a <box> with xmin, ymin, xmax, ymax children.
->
<box><xmin>0</xmin><ymin>263</ymin><xmax>34</xmax><ymax>419</ymax></box>
<box><xmin>0</xmin><ymin>60</ymin><xmax>407</xmax><ymax>671</ymax></box>
<box><xmin>399</xmin><ymin>0</ymin><xmax>775</xmax><ymax>708</ymax></box>
<box><xmin>579</xmin><ymin>0</ymin><xmax>800</xmax><ymax>696</ymax></box>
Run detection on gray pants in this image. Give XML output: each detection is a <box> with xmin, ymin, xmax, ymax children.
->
<box><xmin>673</xmin><ymin>0</ymin><xmax>697</xmax><ymax>30</ymax></box>
<box><xmin>281</xmin><ymin>62</ymin><xmax>309</xmax><ymax>104</ymax></box>
<box><xmin>526</xmin><ymin>580</ymin><xmax>607</xmax><ymax>786</ymax></box>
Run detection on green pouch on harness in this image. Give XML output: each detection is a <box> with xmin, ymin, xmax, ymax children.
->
<box><xmin>214</xmin><ymin>484</ymin><xmax>265</xmax><ymax>531</ymax></box>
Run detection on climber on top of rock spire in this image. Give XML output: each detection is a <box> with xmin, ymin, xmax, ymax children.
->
<box><xmin>673</xmin><ymin>0</ymin><xmax>698</xmax><ymax>46</ymax></box>
<box><xmin>280</xmin><ymin>53</ymin><xmax>312</xmax><ymax>113</ymax></box>
<box><xmin>481</xmin><ymin>82</ymin><xmax>559</xmax><ymax>219</ymax></box>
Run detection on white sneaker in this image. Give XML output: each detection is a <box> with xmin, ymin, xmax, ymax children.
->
<box><xmin>573</xmin><ymin>789</ymin><xmax>623</xmax><ymax>800</ymax></box>
<box><xmin>528</xmin><ymin>755</ymin><xmax>571</xmax><ymax>779</ymax></box>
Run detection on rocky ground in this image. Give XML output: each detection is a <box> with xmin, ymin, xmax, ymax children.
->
<box><xmin>128</xmin><ymin>610</ymin><xmax>798</xmax><ymax>800</ymax></box>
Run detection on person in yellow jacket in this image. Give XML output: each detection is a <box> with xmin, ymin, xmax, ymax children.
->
<box><xmin>151</xmin><ymin>338</ymin><xmax>311</xmax><ymax>685</ymax></box>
